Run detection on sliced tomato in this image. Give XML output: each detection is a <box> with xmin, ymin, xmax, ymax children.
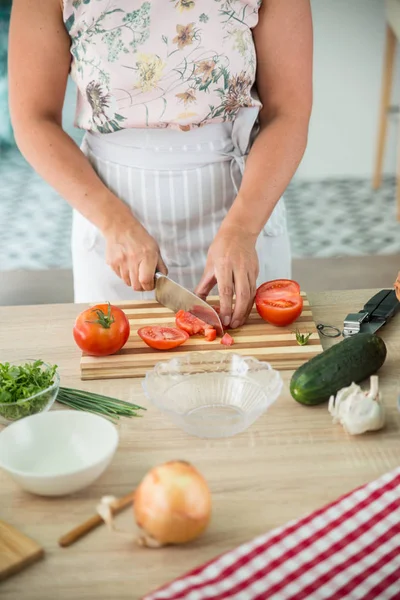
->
<box><xmin>138</xmin><ymin>326</ymin><xmax>189</xmax><ymax>350</ymax></box>
<box><xmin>255</xmin><ymin>279</ymin><xmax>303</xmax><ymax>327</ymax></box>
<box><xmin>205</xmin><ymin>328</ymin><xmax>217</xmax><ymax>342</ymax></box>
<box><xmin>221</xmin><ymin>333</ymin><xmax>234</xmax><ymax>346</ymax></box>
<box><xmin>175</xmin><ymin>310</ymin><xmax>207</xmax><ymax>335</ymax></box>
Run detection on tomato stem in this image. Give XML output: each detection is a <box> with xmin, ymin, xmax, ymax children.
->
<box><xmin>85</xmin><ymin>302</ymin><xmax>115</xmax><ymax>329</ymax></box>
<box><xmin>294</xmin><ymin>329</ymin><xmax>312</xmax><ymax>346</ymax></box>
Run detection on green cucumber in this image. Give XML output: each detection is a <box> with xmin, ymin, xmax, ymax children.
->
<box><xmin>290</xmin><ymin>333</ymin><xmax>387</xmax><ymax>406</ymax></box>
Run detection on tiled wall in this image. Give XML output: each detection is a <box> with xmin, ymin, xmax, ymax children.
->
<box><xmin>0</xmin><ymin>5</ymin><xmax>13</xmax><ymax>148</ymax></box>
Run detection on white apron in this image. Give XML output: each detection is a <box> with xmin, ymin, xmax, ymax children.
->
<box><xmin>71</xmin><ymin>108</ymin><xmax>291</xmax><ymax>303</ymax></box>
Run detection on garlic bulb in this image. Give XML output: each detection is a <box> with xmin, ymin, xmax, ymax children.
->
<box><xmin>328</xmin><ymin>376</ymin><xmax>385</xmax><ymax>435</ymax></box>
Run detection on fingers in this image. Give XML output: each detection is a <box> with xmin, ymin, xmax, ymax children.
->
<box><xmin>230</xmin><ymin>268</ymin><xmax>258</xmax><ymax>328</ymax></box>
<box><xmin>215</xmin><ymin>264</ymin><xmax>234</xmax><ymax>327</ymax></box>
<box><xmin>244</xmin><ymin>273</ymin><xmax>257</xmax><ymax>322</ymax></box>
<box><xmin>107</xmin><ymin>251</ymin><xmax>133</xmax><ymax>288</ymax></box>
<box><xmin>230</xmin><ymin>269</ymin><xmax>252</xmax><ymax>329</ymax></box>
<box><xmin>138</xmin><ymin>252</ymin><xmax>159</xmax><ymax>291</ymax></box>
<box><xmin>194</xmin><ymin>269</ymin><xmax>216</xmax><ymax>301</ymax></box>
<box><xmin>128</xmin><ymin>265</ymin><xmax>141</xmax><ymax>292</ymax></box>
<box><xmin>156</xmin><ymin>256</ymin><xmax>168</xmax><ymax>276</ymax></box>
<box><xmin>119</xmin><ymin>267</ymin><xmax>132</xmax><ymax>288</ymax></box>
<box><xmin>105</xmin><ymin>230</ymin><xmax>166</xmax><ymax>292</ymax></box>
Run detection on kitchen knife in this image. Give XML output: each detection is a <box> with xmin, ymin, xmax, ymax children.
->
<box><xmin>155</xmin><ymin>272</ymin><xmax>223</xmax><ymax>336</ymax></box>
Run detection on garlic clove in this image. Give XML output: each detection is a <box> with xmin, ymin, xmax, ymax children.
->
<box><xmin>136</xmin><ymin>532</ymin><xmax>164</xmax><ymax>548</ymax></box>
<box><xmin>328</xmin><ymin>376</ymin><xmax>385</xmax><ymax>435</ymax></box>
<box><xmin>329</xmin><ymin>382</ymin><xmax>362</xmax><ymax>420</ymax></box>
<box><xmin>367</xmin><ymin>375</ymin><xmax>379</xmax><ymax>400</ymax></box>
<box><xmin>97</xmin><ymin>496</ymin><xmax>134</xmax><ymax>540</ymax></box>
<box><xmin>341</xmin><ymin>397</ymin><xmax>381</xmax><ymax>435</ymax></box>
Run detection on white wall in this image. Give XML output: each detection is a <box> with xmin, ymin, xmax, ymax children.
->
<box><xmin>62</xmin><ymin>0</ymin><xmax>400</xmax><ymax>181</ymax></box>
<box><xmin>296</xmin><ymin>0</ymin><xmax>400</xmax><ymax>180</ymax></box>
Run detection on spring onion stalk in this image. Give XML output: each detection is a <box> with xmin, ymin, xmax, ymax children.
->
<box><xmin>57</xmin><ymin>387</ymin><xmax>146</xmax><ymax>423</ymax></box>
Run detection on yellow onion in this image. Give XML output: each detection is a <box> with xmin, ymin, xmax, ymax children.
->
<box><xmin>134</xmin><ymin>460</ymin><xmax>211</xmax><ymax>548</ymax></box>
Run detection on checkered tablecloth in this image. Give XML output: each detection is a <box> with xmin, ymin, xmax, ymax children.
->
<box><xmin>144</xmin><ymin>467</ymin><xmax>400</xmax><ymax>600</ymax></box>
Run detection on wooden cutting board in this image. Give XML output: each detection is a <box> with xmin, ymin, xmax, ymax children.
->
<box><xmin>0</xmin><ymin>520</ymin><xmax>44</xmax><ymax>582</ymax></box>
<box><xmin>80</xmin><ymin>294</ymin><xmax>324</xmax><ymax>380</ymax></box>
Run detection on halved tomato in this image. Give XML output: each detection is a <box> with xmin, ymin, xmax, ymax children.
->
<box><xmin>221</xmin><ymin>333</ymin><xmax>234</xmax><ymax>346</ymax></box>
<box><xmin>255</xmin><ymin>279</ymin><xmax>303</xmax><ymax>327</ymax></box>
<box><xmin>138</xmin><ymin>326</ymin><xmax>189</xmax><ymax>350</ymax></box>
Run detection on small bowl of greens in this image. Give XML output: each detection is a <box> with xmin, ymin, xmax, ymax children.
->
<box><xmin>0</xmin><ymin>359</ymin><xmax>59</xmax><ymax>425</ymax></box>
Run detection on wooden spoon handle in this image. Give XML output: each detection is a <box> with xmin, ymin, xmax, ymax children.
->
<box><xmin>58</xmin><ymin>491</ymin><xmax>134</xmax><ymax>548</ymax></box>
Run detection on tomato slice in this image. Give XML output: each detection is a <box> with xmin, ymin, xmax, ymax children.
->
<box><xmin>205</xmin><ymin>328</ymin><xmax>217</xmax><ymax>342</ymax></box>
<box><xmin>138</xmin><ymin>326</ymin><xmax>189</xmax><ymax>350</ymax></box>
<box><xmin>221</xmin><ymin>333</ymin><xmax>234</xmax><ymax>346</ymax></box>
<box><xmin>175</xmin><ymin>310</ymin><xmax>208</xmax><ymax>335</ymax></box>
<box><xmin>176</xmin><ymin>309</ymin><xmax>218</xmax><ymax>337</ymax></box>
<box><xmin>255</xmin><ymin>279</ymin><xmax>303</xmax><ymax>327</ymax></box>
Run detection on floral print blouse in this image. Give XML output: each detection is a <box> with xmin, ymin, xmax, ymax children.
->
<box><xmin>63</xmin><ymin>0</ymin><xmax>263</xmax><ymax>133</ymax></box>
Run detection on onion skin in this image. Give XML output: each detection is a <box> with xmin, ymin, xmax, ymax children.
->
<box><xmin>134</xmin><ymin>461</ymin><xmax>211</xmax><ymax>547</ymax></box>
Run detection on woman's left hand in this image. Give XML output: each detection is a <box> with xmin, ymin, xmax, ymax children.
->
<box><xmin>194</xmin><ymin>225</ymin><xmax>259</xmax><ymax>329</ymax></box>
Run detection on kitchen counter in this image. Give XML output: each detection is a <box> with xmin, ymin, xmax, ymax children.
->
<box><xmin>0</xmin><ymin>289</ymin><xmax>399</xmax><ymax>600</ymax></box>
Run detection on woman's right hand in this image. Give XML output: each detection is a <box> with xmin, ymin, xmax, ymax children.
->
<box><xmin>104</xmin><ymin>220</ymin><xmax>167</xmax><ymax>292</ymax></box>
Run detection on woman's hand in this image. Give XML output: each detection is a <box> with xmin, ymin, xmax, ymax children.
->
<box><xmin>104</xmin><ymin>220</ymin><xmax>167</xmax><ymax>292</ymax></box>
<box><xmin>195</xmin><ymin>225</ymin><xmax>259</xmax><ymax>329</ymax></box>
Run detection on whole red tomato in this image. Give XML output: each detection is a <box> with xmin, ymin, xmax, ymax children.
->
<box><xmin>73</xmin><ymin>303</ymin><xmax>130</xmax><ymax>356</ymax></box>
<box><xmin>255</xmin><ymin>279</ymin><xmax>303</xmax><ymax>327</ymax></box>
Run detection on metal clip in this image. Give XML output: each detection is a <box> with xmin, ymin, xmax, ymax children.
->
<box><xmin>343</xmin><ymin>311</ymin><xmax>369</xmax><ymax>337</ymax></box>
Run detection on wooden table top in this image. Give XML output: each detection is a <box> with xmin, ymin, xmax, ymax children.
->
<box><xmin>1</xmin><ymin>289</ymin><xmax>399</xmax><ymax>599</ymax></box>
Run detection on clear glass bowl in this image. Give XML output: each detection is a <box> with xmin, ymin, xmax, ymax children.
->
<box><xmin>0</xmin><ymin>360</ymin><xmax>60</xmax><ymax>426</ymax></box>
<box><xmin>142</xmin><ymin>352</ymin><xmax>283</xmax><ymax>438</ymax></box>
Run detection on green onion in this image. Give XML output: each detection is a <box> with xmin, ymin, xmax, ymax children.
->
<box><xmin>57</xmin><ymin>387</ymin><xmax>146</xmax><ymax>424</ymax></box>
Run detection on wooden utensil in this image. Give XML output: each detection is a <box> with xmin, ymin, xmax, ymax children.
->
<box><xmin>80</xmin><ymin>294</ymin><xmax>324</xmax><ymax>380</ymax></box>
<box><xmin>58</xmin><ymin>491</ymin><xmax>134</xmax><ymax>547</ymax></box>
<box><xmin>0</xmin><ymin>520</ymin><xmax>44</xmax><ymax>582</ymax></box>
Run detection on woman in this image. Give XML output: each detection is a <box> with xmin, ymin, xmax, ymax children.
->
<box><xmin>8</xmin><ymin>0</ymin><xmax>312</xmax><ymax>329</ymax></box>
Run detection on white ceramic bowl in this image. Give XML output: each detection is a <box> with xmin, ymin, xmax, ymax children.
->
<box><xmin>0</xmin><ymin>411</ymin><xmax>119</xmax><ymax>496</ymax></box>
<box><xmin>143</xmin><ymin>352</ymin><xmax>283</xmax><ymax>438</ymax></box>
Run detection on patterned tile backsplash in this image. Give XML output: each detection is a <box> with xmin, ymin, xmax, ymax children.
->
<box><xmin>1</xmin><ymin>148</ymin><xmax>400</xmax><ymax>271</ymax></box>
<box><xmin>284</xmin><ymin>177</ymin><xmax>400</xmax><ymax>258</ymax></box>
<box><xmin>0</xmin><ymin>5</ymin><xmax>14</xmax><ymax>149</ymax></box>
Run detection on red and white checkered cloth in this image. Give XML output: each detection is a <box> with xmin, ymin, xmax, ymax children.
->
<box><xmin>144</xmin><ymin>467</ymin><xmax>400</xmax><ymax>600</ymax></box>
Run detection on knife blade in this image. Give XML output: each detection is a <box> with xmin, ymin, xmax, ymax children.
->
<box><xmin>155</xmin><ymin>273</ymin><xmax>223</xmax><ymax>336</ymax></box>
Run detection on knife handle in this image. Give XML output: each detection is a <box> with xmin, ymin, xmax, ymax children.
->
<box><xmin>364</xmin><ymin>289</ymin><xmax>400</xmax><ymax>321</ymax></box>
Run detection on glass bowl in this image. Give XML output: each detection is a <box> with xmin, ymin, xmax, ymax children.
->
<box><xmin>0</xmin><ymin>360</ymin><xmax>60</xmax><ymax>426</ymax></box>
<box><xmin>142</xmin><ymin>352</ymin><xmax>283</xmax><ymax>438</ymax></box>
